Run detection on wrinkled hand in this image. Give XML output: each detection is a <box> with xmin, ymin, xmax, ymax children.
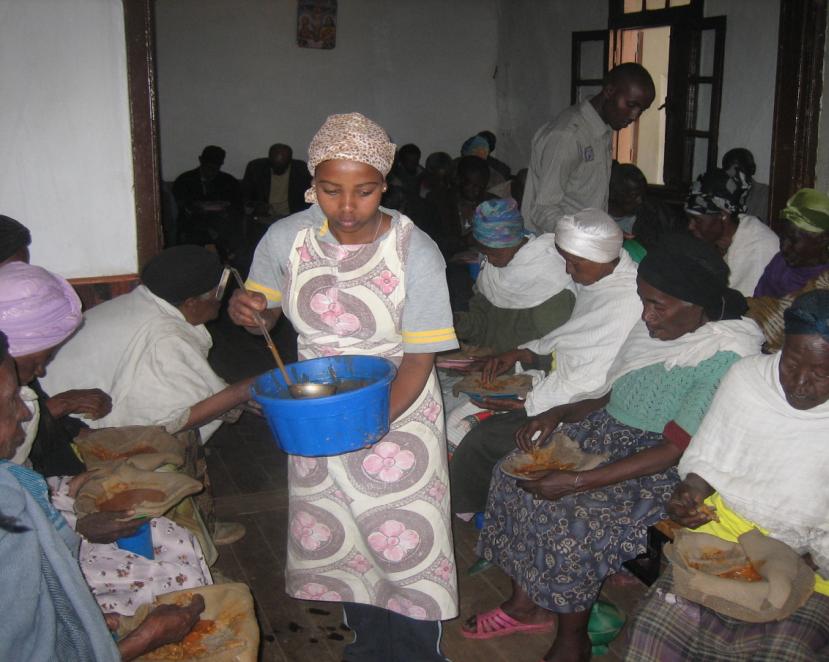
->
<box><xmin>481</xmin><ymin>350</ymin><xmax>526</xmax><ymax>384</ymax></box>
<box><xmin>228</xmin><ymin>288</ymin><xmax>268</xmax><ymax>329</ymax></box>
<box><xmin>76</xmin><ymin>511</ymin><xmax>144</xmax><ymax>544</ymax></box>
<box><xmin>137</xmin><ymin>594</ymin><xmax>206</xmax><ymax>651</ymax></box>
<box><xmin>517</xmin><ymin>469</ymin><xmax>580</xmax><ymax>502</ymax></box>
<box><xmin>667</xmin><ymin>481</ymin><xmax>713</xmax><ymax>529</ymax></box>
<box><xmin>46</xmin><ymin>389</ymin><xmax>112</xmax><ymax>420</ymax></box>
<box><xmin>514</xmin><ymin>410</ymin><xmax>562</xmax><ymax>452</ymax></box>
<box><xmin>472</xmin><ymin>397</ymin><xmax>524</xmax><ymax>412</ymax></box>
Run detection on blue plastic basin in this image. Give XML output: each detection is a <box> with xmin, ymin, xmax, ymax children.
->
<box><xmin>252</xmin><ymin>355</ymin><xmax>397</xmax><ymax>457</ymax></box>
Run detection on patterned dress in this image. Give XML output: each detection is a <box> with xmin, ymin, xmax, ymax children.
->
<box><xmin>275</xmin><ymin>215</ymin><xmax>458</xmax><ymax>621</ymax></box>
<box><xmin>477</xmin><ymin>352</ymin><xmax>742</xmax><ymax>614</ymax></box>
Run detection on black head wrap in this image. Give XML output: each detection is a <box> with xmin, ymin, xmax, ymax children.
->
<box><xmin>685</xmin><ymin>168</ymin><xmax>748</xmax><ymax>216</ymax></box>
<box><xmin>638</xmin><ymin>233</ymin><xmax>748</xmax><ymax>321</ymax></box>
<box><xmin>0</xmin><ymin>216</ymin><xmax>31</xmax><ymax>263</ymax></box>
<box><xmin>784</xmin><ymin>290</ymin><xmax>829</xmax><ymax>341</ymax></box>
<box><xmin>141</xmin><ymin>245</ymin><xmax>223</xmax><ymax>305</ymax></box>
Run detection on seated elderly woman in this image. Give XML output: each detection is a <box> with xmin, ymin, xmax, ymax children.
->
<box><xmin>41</xmin><ymin>246</ymin><xmax>254</xmax><ymax>443</ymax></box>
<box><xmin>461</xmin><ymin>235</ymin><xmax>765</xmax><ymax>662</ymax></box>
<box><xmin>686</xmin><ymin>168</ymin><xmax>779</xmax><ymax>297</ymax></box>
<box><xmin>0</xmin><ymin>262</ymin><xmax>213</xmax><ymax>612</ymax></box>
<box><xmin>624</xmin><ymin>289</ymin><xmax>829</xmax><ymax>661</ymax></box>
<box><xmin>454</xmin><ymin>198</ymin><xmax>575</xmax><ymax>353</ymax></box>
<box><xmin>0</xmin><ymin>329</ymin><xmax>205</xmax><ymax>661</ymax></box>
<box><xmin>754</xmin><ymin>188</ymin><xmax>829</xmax><ymax>298</ymax></box>
<box><xmin>450</xmin><ymin>209</ymin><xmax>642</xmax><ymax>513</ymax></box>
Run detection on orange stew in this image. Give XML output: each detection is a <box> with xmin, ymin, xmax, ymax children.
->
<box><xmin>97</xmin><ymin>488</ymin><xmax>166</xmax><ymax>512</ymax></box>
<box><xmin>717</xmin><ymin>563</ymin><xmax>763</xmax><ymax>582</ymax></box>
<box><xmin>87</xmin><ymin>444</ymin><xmax>158</xmax><ymax>461</ymax></box>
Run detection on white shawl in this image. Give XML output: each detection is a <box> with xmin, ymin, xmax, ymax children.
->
<box><xmin>586</xmin><ymin>317</ymin><xmax>765</xmax><ymax>399</ymax></box>
<box><xmin>725</xmin><ymin>214</ymin><xmax>780</xmax><ymax>297</ymax></box>
<box><xmin>11</xmin><ymin>386</ymin><xmax>40</xmax><ymax>465</ymax></box>
<box><xmin>679</xmin><ymin>353</ymin><xmax>829</xmax><ymax>572</ymax></box>
<box><xmin>520</xmin><ymin>250</ymin><xmax>642</xmax><ymax>415</ymax></box>
<box><xmin>88</xmin><ymin>307</ymin><xmax>227</xmax><ymax>443</ymax></box>
<box><xmin>476</xmin><ymin>234</ymin><xmax>572</xmax><ymax>309</ymax></box>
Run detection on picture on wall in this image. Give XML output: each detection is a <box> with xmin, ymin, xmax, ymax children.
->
<box><xmin>297</xmin><ymin>0</ymin><xmax>337</xmax><ymax>50</ymax></box>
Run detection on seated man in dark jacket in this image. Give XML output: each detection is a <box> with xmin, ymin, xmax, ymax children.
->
<box><xmin>241</xmin><ymin>143</ymin><xmax>311</xmax><ymax>220</ymax></box>
<box><xmin>172</xmin><ymin>145</ymin><xmax>243</xmax><ymax>258</ymax></box>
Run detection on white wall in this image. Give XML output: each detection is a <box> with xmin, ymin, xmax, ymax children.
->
<box><xmin>0</xmin><ymin>0</ymin><xmax>137</xmax><ymax>278</ymax></box>
<box><xmin>155</xmin><ymin>0</ymin><xmax>499</xmax><ymax>180</ymax></box>
<box><xmin>705</xmin><ymin>0</ymin><xmax>779</xmax><ymax>183</ymax></box>
<box><xmin>493</xmin><ymin>0</ymin><xmax>609</xmax><ymax>171</ymax></box>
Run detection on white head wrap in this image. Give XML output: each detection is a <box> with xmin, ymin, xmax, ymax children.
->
<box><xmin>554</xmin><ymin>208</ymin><xmax>623</xmax><ymax>263</ymax></box>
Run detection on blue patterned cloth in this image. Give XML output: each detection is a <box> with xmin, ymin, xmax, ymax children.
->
<box><xmin>477</xmin><ymin>409</ymin><xmax>678</xmax><ymax>613</ymax></box>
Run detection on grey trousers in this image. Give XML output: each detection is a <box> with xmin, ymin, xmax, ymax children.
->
<box><xmin>449</xmin><ymin>410</ymin><xmax>528</xmax><ymax>514</ymax></box>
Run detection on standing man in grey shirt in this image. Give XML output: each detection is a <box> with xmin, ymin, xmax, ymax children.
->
<box><xmin>522</xmin><ymin>63</ymin><xmax>655</xmax><ymax>234</ymax></box>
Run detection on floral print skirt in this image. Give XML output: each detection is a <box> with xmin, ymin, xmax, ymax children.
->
<box><xmin>477</xmin><ymin>409</ymin><xmax>678</xmax><ymax>613</ymax></box>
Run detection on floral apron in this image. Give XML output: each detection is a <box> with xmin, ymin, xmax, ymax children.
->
<box><xmin>282</xmin><ymin>217</ymin><xmax>458</xmax><ymax>621</ymax></box>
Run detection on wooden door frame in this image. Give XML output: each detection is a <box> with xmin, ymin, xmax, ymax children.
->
<box><xmin>123</xmin><ymin>0</ymin><xmax>162</xmax><ymax>270</ymax></box>
<box><xmin>768</xmin><ymin>0</ymin><xmax>827</xmax><ymax>233</ymax></box>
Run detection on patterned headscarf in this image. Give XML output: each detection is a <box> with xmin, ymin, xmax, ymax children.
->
<box><xmin>472</xmin><ymin>198</ymin><xmax>524</xmax><ymax>248</ymax></box>
<box><xmin>0</xmin><ymin>261</ymin><xmax>82</xmax><ymax>357</ymax></box>
<box><xmin>461</xmin><ymin>135</ymin><xmax>490</xmax><ymax>160</ymax></box>
<box><xmin>305</xmin><ymin>113</ymin><xmax>397</xmax><ymax>204</ymax></box>
<box><xmin>784</xmin><ymin>289</ymin><xmax>829</xmax><ymax>341</ymax></box>
<box><xmin>779</xmin><ymin>188</ymin><xmax>829</xmax><ymax>234</ymax></box>
<box><xmin>686</xmin><ymin>168</ymin><xmax>748</xmax><ymax>216</ymax></box>
<box><xmin>555</xmin><ymin>208</ymin><xmax>623</xmax><ymax>263</ymax></box>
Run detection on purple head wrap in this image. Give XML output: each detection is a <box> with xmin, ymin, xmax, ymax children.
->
<box><xmin>0</xmin><ymin>261</ymin><xmax>82</xmax><ymax>357</ymax></box>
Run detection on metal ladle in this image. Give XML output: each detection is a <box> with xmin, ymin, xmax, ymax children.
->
<box><xmin>229</xmin><ymin>268</ymin><xmax>336</xmax><ymax>399</ymax></box>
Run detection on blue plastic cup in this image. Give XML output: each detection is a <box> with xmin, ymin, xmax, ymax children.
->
<box><xmin>116</xmin><ymin>521</ymin><xmax>154</xmax><ymax>559</ymax></box>
<box><xmin>467</xmin><ymin>262</ymin><xmax>481</xmax><ymax>281</ymax></box>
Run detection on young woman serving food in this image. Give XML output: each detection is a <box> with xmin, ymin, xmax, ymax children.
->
<box><xmin>228</xmin><ymin>113</ymin><xmax>458</xmax><ymax>661</ymax></box>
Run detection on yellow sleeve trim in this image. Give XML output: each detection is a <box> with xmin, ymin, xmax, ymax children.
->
<box><xmin>403</xmin><ymin>327</ymin><xmax>457</xmax><ymax>344</ymax></box>
<box><xmin>245</xmin><ymin>279</ymin><xmax>282</xmax><ymax>304</ymax></box>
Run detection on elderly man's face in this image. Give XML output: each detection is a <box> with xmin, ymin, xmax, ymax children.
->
<box><xmin>637</xmin><ymin>277</ymin><xmax>707</xmax><ymax>341</ymax></box>
<box><xmin>14</xmin><ymin>346</ymin><xmax>58</xmax><ymax>385</ymax></box>
<box><xmin>781</xmin><ymin>221</ymin><xmax>829</xmax><ymax>268</ymax></box>
<box><xmin>0</xmin><ymin>356</ymin><xmax>32</xmax><ymax>460</ymax></box>
<box><xmin>557</xmin><ymin>246</ymin><xmax>616</xmax><ymax>286</ymax></box>
<box><xmin>687</xmin><ymin>211</ymin><xmax>728</xmax><ymax>245</ymax></box>
<box><xmin>269</xmin><ymin>147</ymin><xmax>292</xmax><ymax>175</ymax></box>
<box><xmin>779</xmin><ymin>333</ymin><xmax>829</xmax><ymax>410</ymax></box>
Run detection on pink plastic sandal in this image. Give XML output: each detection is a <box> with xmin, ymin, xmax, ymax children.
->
<box><xmin>461</xmin><ymin>606</ymin><xmax>556</xmax><ymax>640</ymax></box>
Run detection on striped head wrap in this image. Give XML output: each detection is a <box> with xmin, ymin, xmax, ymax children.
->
<box><xmin>305</xmin><ymin>113</ymin><xmax>396</xmax><ymax>204</ymax></box>
<box><xmin>472</xmin><ymin>198</ymin><xmax>524</xmax><ymax>248</ymax></box>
